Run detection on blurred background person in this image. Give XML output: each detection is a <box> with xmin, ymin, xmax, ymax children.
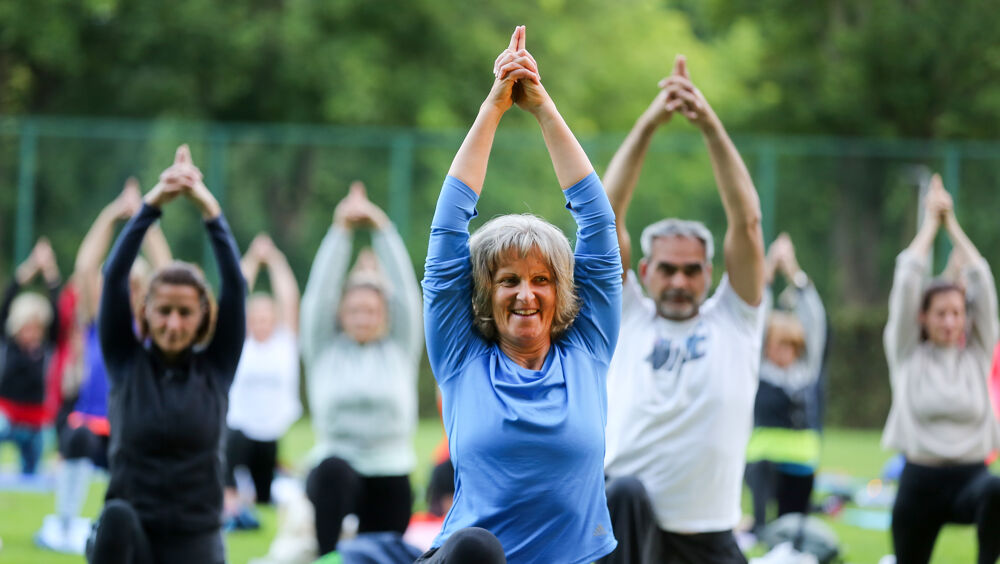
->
<box><xmin>882</xmin><ymin>173</ymin><xmax>1000</xmax><ymax>564</ymax></box>
<box><xmin>601</xmin><ymin>54</ymin><xmax>765</xmax><ymax>564</ymax></box>
<box><xmin>0</xmin><ymin>238</ymin><xmax>62</xmax><ymax>476</ymax></box>
<box><xmin>35</xmin><ymin>178</ymin><xmax>172</xmax><ymax>554</ymax></box>
<box><xmin>224</xmin><ymin>232</ymin><xmax>302</xmax><ymax>530</ymax></box>
<box><xmin>745</xmin><ymin>232</ymin><xmax>828</xmax><ymax>535</ymax></box>
<box><xmin>300</xmin><ymin>181</ymin><xmax>422</xmax><ymax>557</ymax></box>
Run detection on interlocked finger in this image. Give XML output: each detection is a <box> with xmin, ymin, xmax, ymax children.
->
<box><xmin>494</xmin><ymin>49</ymin><xmax>512</xmax><ymax>77</ymax></box>
<box><xmin>498</xmin><ymin>57</ymin><xmax>538</xmax><ymax>80</ymax></box>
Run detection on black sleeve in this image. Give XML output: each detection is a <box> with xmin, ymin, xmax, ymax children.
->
<box><xmin>45</xmin><ymin>281</ymin><xmax>62</xmax><ymax>346</ymax></box>
<box><xmin>0</xmin><ymin>280</ymin><xmax>19</xmax><ymax>344</ymax></box>
<box><xmin>202</xmin><ymin>214</ymin><xmax>246</xmax><ymax>381</ymax></box>
<box><xmin>98</xmin><ymin>204</ymin><xmax>161</xmax><ymax>379</ymax></box>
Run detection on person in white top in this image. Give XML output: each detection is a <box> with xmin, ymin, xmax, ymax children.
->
<box><xmin>224</xmin><ymin>233</ymin><xmax>301</xmax><ymax>526</ymax></box>
<box><xmin>599</xmin><ymin>55</ymin><xmax>765</xmax><ymax>564</ymax></box>
<box><xmin>883</xmin><ymin>173</ymin><xmax>1000</xmax><ymax>564</ymax></box>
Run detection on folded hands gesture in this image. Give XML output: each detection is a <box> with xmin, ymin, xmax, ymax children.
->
<box><xmin>488</xmin><ymin>26</ymin><xmax>549</xmax><ymax>115</ymax></box>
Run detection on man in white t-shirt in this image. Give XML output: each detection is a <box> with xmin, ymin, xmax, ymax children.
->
<box><xmin>599</xmin><ymin>55</ymin><xmax>766</xmax><ymax>564</ymax></box>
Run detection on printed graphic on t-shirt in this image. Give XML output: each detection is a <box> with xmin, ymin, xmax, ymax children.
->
<box><xmin>646</xmin><ymin>322</ymin><xmax>709</xmax><ymax>399</ymax></box>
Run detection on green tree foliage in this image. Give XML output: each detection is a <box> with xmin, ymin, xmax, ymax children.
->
<box><xmin>698</xmin><ymin>0</ymin><xmax>1000</xmax><ymax>138</ymax></box>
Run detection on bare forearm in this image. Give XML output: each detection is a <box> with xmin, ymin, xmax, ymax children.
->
<box><xmin>75</xmin><ymin>207</ymin><xmax>119</xmax><ymax>275</ymax></box>
<box><xmin>907</xmin><ymin>216</ymin><xmax>940</xmax><ymax>258</ymax></box>
<box><xmin>943</xmin><ymin>213</ymin><xmax>981</xmax><ymax>263</ymax></box>
<box><xmin>266</xmin><ymin>252</ymin><xmax>300</xmax><ymax>330</ymax></box>
<box><xmin>702</xmin><ymin>117</ymin><xmax>764</xmax><ymax>303</ymax></box>
<box><xmin>532</xmin><ymin>100</ymin><xmax>594</xmax><ymax>189</ymax></box>
<box><xmin>604</xmin><ymin>111</ymin><xmax>660</xmax><ymax>217</ymax></box>
<box><xmin>701</xmin><ymin>119</ymin><xmax>760</xmax><ymax>231</ymax></box>
<box><xmin>141</xmin><ymin>223</ymin><xmax>172</xmax><ymax>269</ymax></box>
<box><xmin>447</xmin><ymin>104</ymin><xmax>504</xmax><ymax>195</ymax></box>
<box><xmin>241</xmin><ymin>256</ymin><xmax>261</xmax><ymax>292</ymax></box>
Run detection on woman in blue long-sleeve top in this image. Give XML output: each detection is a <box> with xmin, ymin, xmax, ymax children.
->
<box><xmin>86</xmin><ymin>145</ymin><xmax>246</xmax><ymax>564</ymax></box>
<box><xmin>418</xmin><ymin>26</ymin><xmax>622</xmax><ymax>564</ymax></box>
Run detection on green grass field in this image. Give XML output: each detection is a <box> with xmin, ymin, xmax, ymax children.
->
<box><xmin>0</xmin><ymin>423</ymin><xmax>985</xmax><ymax>563</ymax></box>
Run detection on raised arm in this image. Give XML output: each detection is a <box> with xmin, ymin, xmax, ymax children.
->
<box><xmin>448</xmin><ymin>26</ymin><xmax>538</xmax><ymax>193</ymax></box>
<box><xmin>884</xmin><ymin>183</ymin><xmax>950</xmax><ymax>367</ymax></box>
<box><xmin>201</xmin><ymin>212</ymin><xmax>246</xmax><ymax>375</ymax></box>
<box><xmin>603</xmin><ymin>62</ymin><xmax>680</xmax><ymax>274</ymax></box>
<box><xmin>349</xmin><ymin>195</ymin><xmax>424</xmax><ymax>358</ymax></box>
<box><xmin>495</xmin><ymin>26</ymin><xmax>593</xmax><ymax>188</ymax></box>
<box><xmin>663</xmin><ymin>57</ymin><xmax>764</xmax><ymax>305</ymax></box>
<box><xmin>933</xmin><ymin>175</ymin><xmax>999</xmax><ymax>350</ymax></box>
<box><xmin>141</xmin><ymin>222</ymin><xmax>173</xmax><ymax>270</ymax></box>
<box><xmin>75</xmin><ymin>180</ymin><xmax>141</xmax><ymax>322</ymax></box>
<box><xmin>299</xmin><ymin>191</ymin><xmax>357</xmax><ymax>363</ymax></box>
<box><xmin>561</xmin><ymin>173</ymin><xmax>623</xmax><ymax>360</ymax></box>
<box><xmin>259</xmin><ymin>235</ymin><xmax>300</xmax><ymax>333</ymax></box>
<box><xmin>99</xmin><ymin>205</ymin><xmax>160</xmax><ymax>373</ymax></box>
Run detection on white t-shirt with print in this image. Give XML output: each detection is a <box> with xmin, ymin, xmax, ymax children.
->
<box><xmin>227</xmin><ymin>326</ymin><xmax>302</xmax><ymax>441</ymax></box>
<box><xmin>605</xmin><ymin>271</ymin><xmax>764</xmax><ymax>533</ymax></box>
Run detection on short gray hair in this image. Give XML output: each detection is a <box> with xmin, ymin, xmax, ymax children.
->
<box><xmin>5</xmin><ymin>291</ymin><xmax>52</xmax><ymax>337</ymax></box>
<box><xmin>469</xmin><ymin>214</ymin><xmax>580</xmax><ymax>341</ymax></box>
<box><xmin>640</xmin><ymin>218</ymin><xmax>714</xmax><ymax>262</ymax></box>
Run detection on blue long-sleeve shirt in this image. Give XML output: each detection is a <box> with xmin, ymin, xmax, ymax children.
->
<box><xmin>422</xmin><ymin>172</ymin><xmax>622</xmax><ymax>564</ymax></box>
<box><xmin>99</xmin><ymin>203</ymin><xmax>246</xmax><ymax>535</ymax></box>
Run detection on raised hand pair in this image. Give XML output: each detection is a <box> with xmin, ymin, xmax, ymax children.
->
<box><xmin>654</xmin><ymin>55</ymin><xmax>714</xmax><ymax>127</ymax></box>
<box><xmin>489</xmin><ymin>25</ymin><xmax>547</xmax><ymax>113</ymax></box>
<box><xmin>334</xmin><ymin>181</ymin><xmax>388</xmax><ymax>230</ymax></box>
<box><xmin>145</xmin><ymin>145</ymin><xmax>220</xmax><ymax>218</ymax></box>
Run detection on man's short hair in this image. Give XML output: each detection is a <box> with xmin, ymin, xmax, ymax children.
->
<box><xmin>640</xmin><ymin>218</ymin><xmax>714</xmax><ymax>262</ymax></box>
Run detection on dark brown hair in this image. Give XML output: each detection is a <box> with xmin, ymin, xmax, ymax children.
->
<box><xmin>138</xmin><ymin>261</ymin><xmax>217</xmax><ymax>348</ymax></box>
<box><xmin>919</xmin><ymin>280</ymin><xmax>965</xmax><ymax>341</ymax></box>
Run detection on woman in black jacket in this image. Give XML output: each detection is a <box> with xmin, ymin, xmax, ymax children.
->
<box><xmin>86</xmin><ymin>145</ymin><xmax>246</xmax><ymax>564</ymax></box>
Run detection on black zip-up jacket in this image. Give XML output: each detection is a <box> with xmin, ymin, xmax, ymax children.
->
<box><xmin>99</xmin><ymin>203</ymin><xmax>245</xmax><ymax>535</ymax></box>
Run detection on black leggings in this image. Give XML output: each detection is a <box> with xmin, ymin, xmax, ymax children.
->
<box><xmin>86</xmin><ymin>499</ymin><xmax>225</xmax><ymax>564</ymax></box>
<box><xmin>745</xmin><ymin>461</ymin><xmax>814</xmax><ymax>530</ymax></box>
<box><xmin>598</xmin><ymin>475</ymin><xmax>747</xmax><ymax>564</ymax></box>
<box><xmin>414</xmin><ymin>527</ymin><xmax>506</xmax><ymax>564</ymax></box>
<box><xmin>224</xmin><ymin>428</ymin><xmax>277</xmax><ymax>503</ymax></box>
<box><xmin>305</xmin><ymin>456</ymin><xmax>413</xmax><ymax>556</ymax></box>
<box><xmin>60</xmin><ymin>425</ymin><xmax>109</xmax><ymax>468</ymax></box>
<box><xmin>892</xmin><ymin>461</ymin><xmax>1000</xmax><ymax>564</ymax></box>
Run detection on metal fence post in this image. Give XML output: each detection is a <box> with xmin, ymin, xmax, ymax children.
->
<box><xmin>756</xmin><ymin>139</ymin><xmax>777</xmax><ymax>244</ymax></box>
<box><xmin>14</xmin><ymin>118</ymin><xmax>38</xmax><ymax>264</ymax></box>
<box><xmin>388</xmin><ymin>132</ymin><xmax>415</xmax><ymax>238</ymax></box>
<box><xmin>936</xmin><ymin>143</ymin><xmax>962</xmax><ymax>267</ymax></box>
<box><xmin>204</xmin><ymin>126</ymin><xmax>229</xmax><ymax>282</ymax></box>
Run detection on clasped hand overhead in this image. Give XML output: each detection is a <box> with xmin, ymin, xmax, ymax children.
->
<box><xmin>143</xmin><ymin>144</ymin><xmax>221</xmax><ymax>219</ymax></box>
<box><xmin>488</xmin><ymin>26</ymin><xmax>549</xmax><ymax>115</ymax></box>
<box><xmin>647</xmin><ymin>55</ymin><xmax>718</xmax><ymax>130</ymax></box>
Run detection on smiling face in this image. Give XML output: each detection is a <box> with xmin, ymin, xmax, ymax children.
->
<box><xmin>491</xmin><ymin>249</ymin><xmax>556</xmax><ymax>353</ymax></box>
<box><xmin>145</xmin><ymin>283</ymin><xmax>205</xmax><ymax>357</ymax></box>
<box><xmin>920</xmin><ymin>289</ymin><xmax>966</xmax><ymax>347</ymax></box>
<box><xmin>639</xmin><ymin>235</ymin><xmax>711</xmax><ymax>321</ymax></box>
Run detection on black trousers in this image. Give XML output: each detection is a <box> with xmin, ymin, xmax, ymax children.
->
<box><xmin>224</xmin><ymin>427</ymin><xmax>277</xmax><ymax>503</ymax></box>
<box><xmin>60</xmin><ymin>425</ymin><xmax>109</xmax><ymax>469</ymax></box>
<box><xmin>306</xmin><ymin>455</ymin><xmax>413</xmax><ymax>556</ymax></box>
<box><xmin>86</xmin><ymin>499</ymin><xmax>225</xmax><ymax>564</ymax></box>
<box><xmin>598</xmin><ymin>475</ymin><xmax>747</xmax><ymax>564</ymax></box>
<box><xmin>745</xmin><ymin>461</ymin><xmax>814</xmax><ymax>531</ymax></box>
<box><xmin>892</xmin><ymin>461</ymin><xmax>1000</xmax><ymax>564</ymax></box>
<box><xmin>414</xmin><ymin>527</ymin><xmax>506</xmax><ymax>564</ymax></box>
